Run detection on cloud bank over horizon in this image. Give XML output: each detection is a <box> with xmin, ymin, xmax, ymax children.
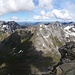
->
<box><xmin>0</xmin><ymin>0</ymin><xmax>74</xmax><ymax>21</ymax></box>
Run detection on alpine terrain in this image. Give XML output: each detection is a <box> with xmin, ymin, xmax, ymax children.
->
<box><xmin>0</xmin><ymin>21</ymin><xmax>75</xmax><ymax>75</ymax></box>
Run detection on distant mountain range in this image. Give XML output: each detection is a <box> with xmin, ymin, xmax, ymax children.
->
<box><xmin>17</xmin><ymin>21</ymin><xmax>75</xmax><ymax>26</ymax></box>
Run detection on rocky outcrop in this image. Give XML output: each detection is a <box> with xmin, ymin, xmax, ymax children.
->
<box><xmin>59</xmin><ymin>42</ymin><xmax>75</xmax><ymax>61</ymax></box>
<box><xmin>56</xmin><ymin>42</ymin><xmax>75</xmax><ymax>75</ymax></box>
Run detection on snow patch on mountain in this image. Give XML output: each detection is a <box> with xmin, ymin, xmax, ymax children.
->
<box><xmin>64</xmin><ymin>25</ymin><xmax>75</xmax><ymax>42</ymax></box>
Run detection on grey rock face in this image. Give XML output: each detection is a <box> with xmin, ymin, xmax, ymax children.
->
<box><xmin>31</xmin><ymin>24</ymin><xmax>65</xmax><ymax>63</ymax></box>
<box><xmin>30</xmin><ymin>22</ymin><xmax>75</xmax><ymax>75</ymax></box>
<box><xmin>59</xmin><ymin>42</ymin><xmax>75</xmax><ymax>60</ymax></box>
<box><xmin>57</xmin><ymin>42</ymin><xmax>75</xmax><ymax>75</ymax></box>
<box><xmin>29</xmin><ymin>23</ymin><xmax>66</xmax><ymax>74</ymax></box>
<box><xmin>0</xmin><ymin>21</ymin><xmax>21</xmax><ymax>32</ymax></box>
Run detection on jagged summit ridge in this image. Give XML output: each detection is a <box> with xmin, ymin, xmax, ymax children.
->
<box><xmin>0</xmin><ymin>21</ymin><xmax>21</xmax><ymax>32</ymax></box>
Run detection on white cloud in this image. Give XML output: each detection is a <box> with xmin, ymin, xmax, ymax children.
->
<box><xmin>53</xmin><ymin>0</ymin><xmax>75</xmax><ymax>20</ymax></box>
<box><xmin>40</xmin><ymin>10</ymin><xmax>53</xmax><ymax>17</ymax></box>
<box><xmin>52</xmin><ymin>9</ymin><xmax>73</xmax><ymax>20</ymax></box>
<box><xmin>40</xmin><ymin>10</ymin><xmax>46</xmax><ymax>16</ymax></box>
<box><xmin>10</xmin><ymin>16</ymin><xmax>19</xmax><ymax>20</ymax></box>
<box><xmin>33</xmin><ymin>15</ymin><xmax>41</xmax><ymax>20</ymax></box>
<box><xmin>42</xmin><ymin>16</ymin><xmax>50</xmax><ymax>19</ymax></box>
<box><xmin>33</xmin><ymin>15</ymin><xmax>50</xmax><ymax>20</ymax></box>
<box><xmin>33</xmin><ymin>10</ymin><xmax>53</xmax><ymax>20</ymax></box>
<box><xmin>0</xmin><ymin>0</ymin><xmax>35</xmax><ymax>15</ymax></box>
<box><xmin>38</xmin><ymin>0</ymin><xmax>53</xmax><ymax>10</ymax></box>
<box><xmin>60</xmin><ymin>1</ymin><xmax>75</xmax><ymax>20</ymax></box>
<box><xmin>60</xmin><ymin>0</ymin><xmax>75</xmax><ymax>12</ymax></box>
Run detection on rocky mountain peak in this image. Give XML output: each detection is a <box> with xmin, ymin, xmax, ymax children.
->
<box><xmin>0</xmin><ymin>21</ymin><xmax>21</xmax><ymax>32</ymax></box>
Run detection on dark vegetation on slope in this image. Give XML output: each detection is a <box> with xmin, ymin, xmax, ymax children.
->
<box><xmin>0</xmin><ymin>31</ymin><xmax>55</xmax><ymax>75</ymax></box>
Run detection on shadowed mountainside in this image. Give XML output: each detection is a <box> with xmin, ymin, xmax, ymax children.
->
<box><xmin>0</xmin><ymin>31</ymin><xmax>56</xmax><ymax>75</ymax></box>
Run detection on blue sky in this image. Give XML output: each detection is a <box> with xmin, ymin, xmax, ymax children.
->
<box><xmin>0</xmin><ymin>0</ymin><xmax>75</xmax><ymax>22</ymax></box>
